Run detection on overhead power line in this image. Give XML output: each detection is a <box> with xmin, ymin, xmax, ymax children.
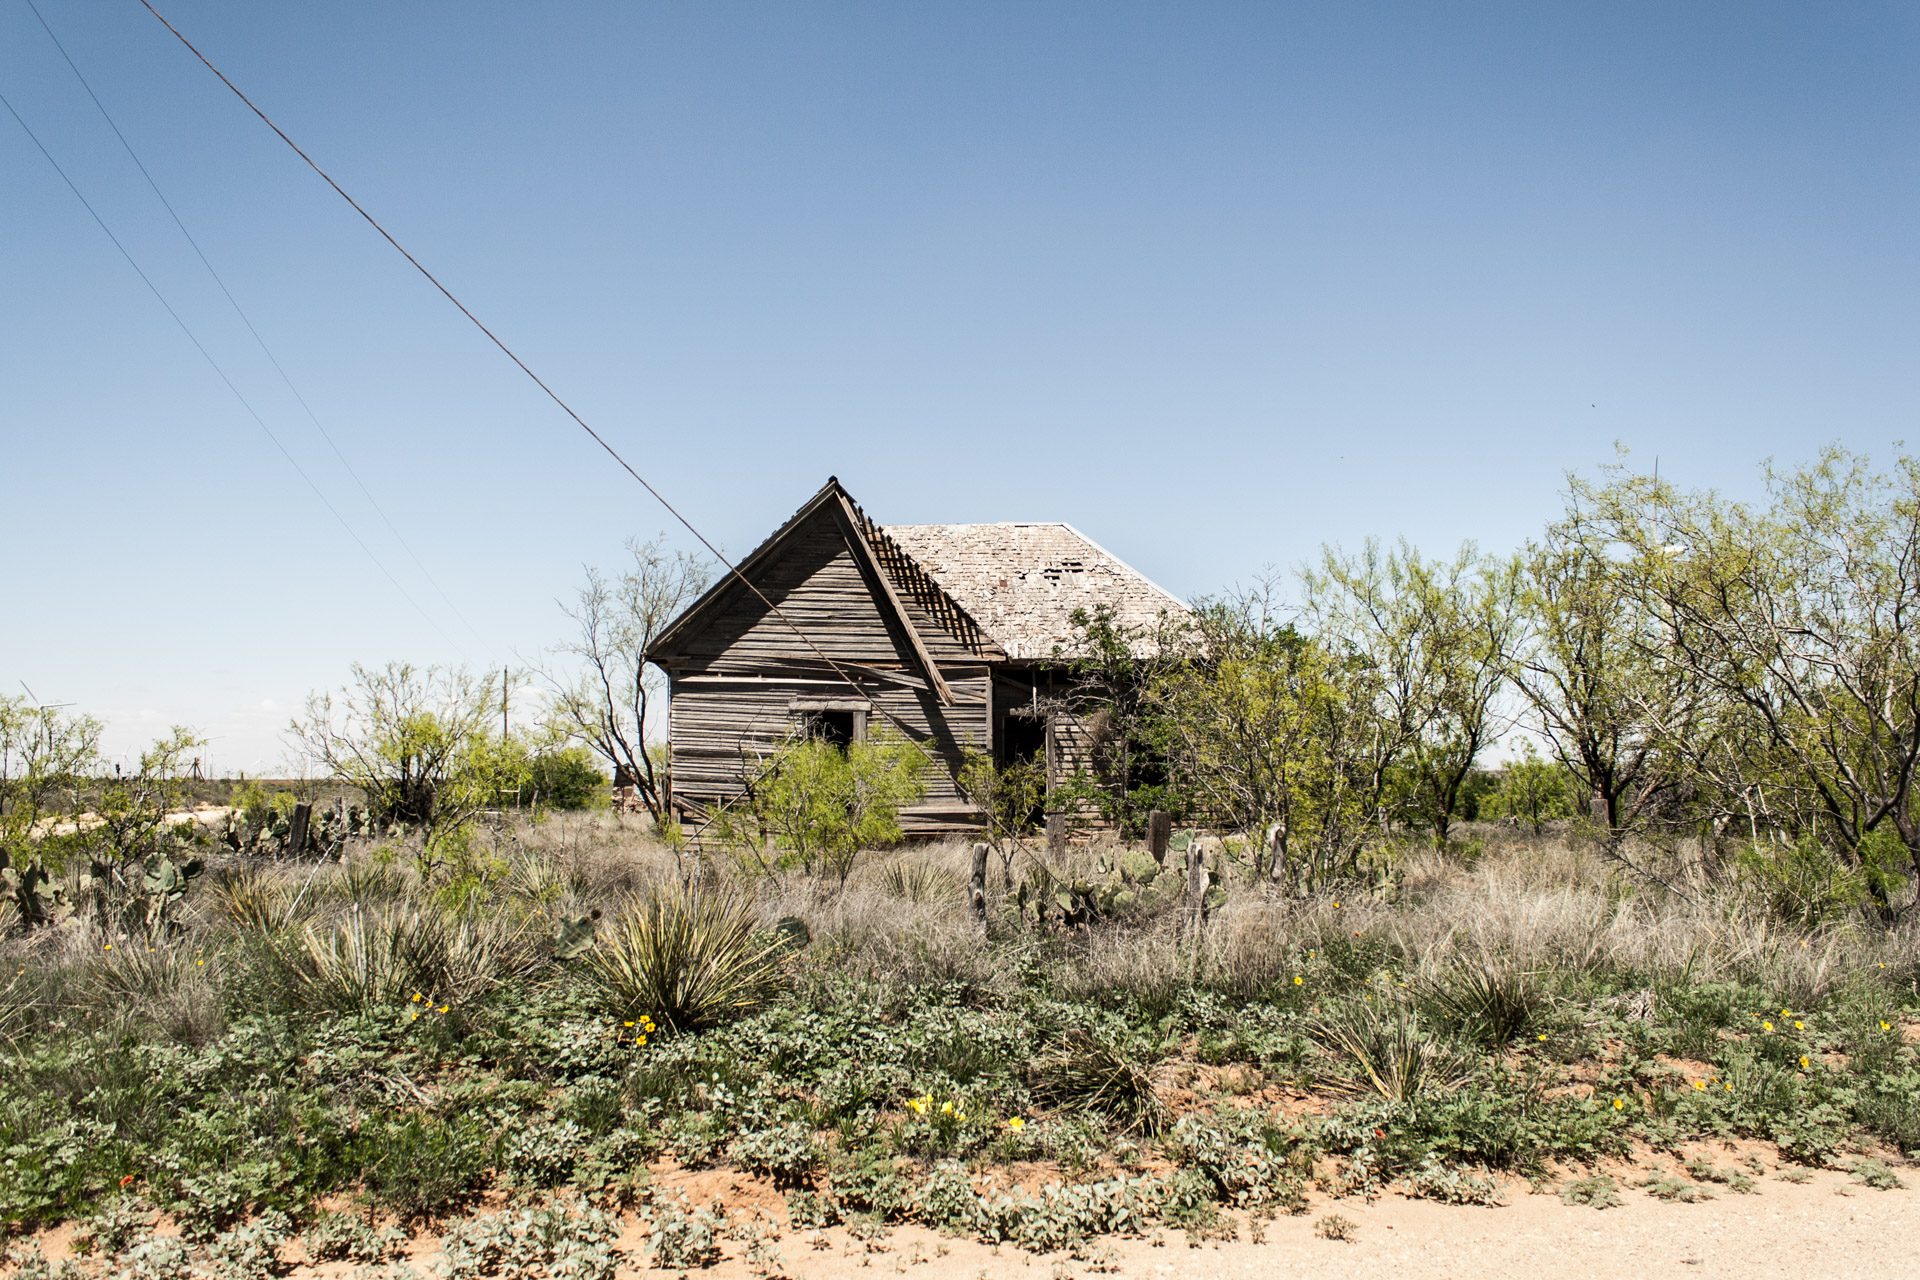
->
<box><xmin>130</xmin><ymin>0</ymin><xmax>908</xmax><ymax>733</ymax></box>
<box><xmin>26</xmin><ymin>0</ymin><xmax>491</xmax><ymax>658</ymax></box>
<box><xmin>0</xmin><ymin>86</ymin><xmax>467</xmax><ymax>660</ymax></box>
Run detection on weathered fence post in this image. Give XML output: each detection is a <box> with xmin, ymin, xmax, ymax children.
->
<box><xmin>1046</xmin><ymin>813</ymin><xmax>1067</xmax><ymax>858</ymax></box>
<box><xmin>968</xmin><ymin>842</ymin><xmax>989</xmax><ymax>926</ymax></box>
<box><xmin>288</xmin><ymin>802</ymin><xmax>312</xmax><ymax>858</ymax></box>
<box><xmin>1184</xmin><ymin>835</ymin><xmax>1211</xmax><ymax>935</ymax></box>
<box><xmin>1266</xmin><ymin>822</ymin><xmax>1287</xmax><ymax>888</ymax></box>
<box><xmin>1147</xmin><ymin>810</ymin><xmax>1172</xmax><ymax>865</ymax></box>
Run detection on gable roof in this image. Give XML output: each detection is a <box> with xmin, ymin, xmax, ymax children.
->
<box><xmin>881</xmin><ymin>521</ymin><xmax>1190</xmax><ymax>661</ymax></box>
<box><xmin>645</xmin><ymin>479</ymin><xmax>1190</xmax><ymax>670</ymax></box>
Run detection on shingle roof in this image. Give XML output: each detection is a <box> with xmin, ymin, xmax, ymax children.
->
<box><xmin>880</xmin><ymin>522</ymin><xmax>1190</xmax><ymax>661</ymax></box>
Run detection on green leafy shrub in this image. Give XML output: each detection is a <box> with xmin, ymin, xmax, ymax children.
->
<box><xmin>911</xmin><ymin>1159</ymin><xmax>982</xmax><ymax>1234</ymax></box>
<box><xmin>1558</xmin><ymin>1175</ymin><xmax>1620</xmax><ymax>1208</ymax></box>
<box><xmin>715</xmin><ymin>728</ymin><xmax>930</xmax><ymax>884</ymax></box>
<box><xmin>201</xmin><ymin>1209</ymin><xmax>293</xmax><ymax>1280</ymax></box>
<box><xmin>106</xmin><ymin>1233</ymin><xmax>190</xmax><ymax>1279</ymax></box>
<box><xmin>584</xmin><ymin>882</ymin><xmax>787</xmax><ymax>1032</ymax></box>
<box><xmin>1847</xmin><ymin>1157</ymin><xmax>1906</xmax><ymax>1190</ymax></box>
<box><xmin>1400</xmin><ymin>1158</ymin><xmax>1503</xmax><ymax>1205</ymax></box>
<box><xmin>1163</xmin><ymin>1114</ymin><xmax>1306</xmax><ymax>1212</ymax></box>
<box><xmin>729</xmin><ymin>1120</ymin><xmax>820</xmax><ymax>1186</ymax></box>
<box><xmin>306</xmin><ymin>1210</ymin><xmax>404</xmax><ymax>1265</ymax></box>
<box><xmin>501</xmin><ymin>1117</ymin><xmax>590</xmax><ymax>1187</ymax></box>
<box><xmin>827</xmin><ymin>1144</ymin><xmax>908</xmax><ymax>1219</ymax></box>
<box><xmin>647</xmin><ymin>1196</ymin><xmax>724</xmax><ymax>1270</ymax></box>
<box><xmin>362</xmin><ymin>1113</ymin><xmax>493</xmax><ymax>1220</ymax></box>
<box><xmin>438</xmin><ymin>1204</ymin><xmax>623</xmax><ymax>1280</ymax></box>
<box><xmin>521</xmin><ymin>747</ymin><xmax>608</xmax><ymax>811</ymax></box>
<box><xmin>975</xmin><ymin>1176</ymin><xmax>1162</xmax><ymax>1253</ymax></box>
<box><xmin>1854</xmin><ymin>1068</ymin><xmax>1920</xmax><ymax>1150</ymax></box>
<box><xmin>1735</xmin><ymin>837</ymin><xmax>1894</xmax><ymax>928</ymax></box>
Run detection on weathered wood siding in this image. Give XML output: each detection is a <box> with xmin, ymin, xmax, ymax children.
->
<box><xmin>667</xmin><ymin>675</ymin><xmax>991</xmax><ymax>834</ymax></box>
<box><xmin>661</xmin><ymin>503</ymin><xmax>996</xmax><ymax>835</ymax></box>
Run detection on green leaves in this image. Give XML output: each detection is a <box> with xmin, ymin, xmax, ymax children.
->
<box><xmin>719</xmin><ymin>728</ymin><xmax>931</xmax><ymax>883</ymax></box>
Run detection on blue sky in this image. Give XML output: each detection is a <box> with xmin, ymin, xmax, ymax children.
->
<box><xmin>4</xmin><ymin>1</ymin><xmax>1917</xmax><ymax>769</ymax></box>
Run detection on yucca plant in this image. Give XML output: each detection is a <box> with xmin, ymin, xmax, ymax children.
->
<box><xmin>207</xmin><ymin>870</ymin><xmax>298</xmax><ymax>933</ymax></box>
<box><xmin>1307</xmin><ymin>998</ymin><xmax>1474</xmax><ymax>1103</ymax></box>
<box><xmin>584</xmin><ymin>882</ymin><xmax>787</xmax><ymax>1032</ymax></box>
<box><xmin>275</xmin><ymin>904</ymin><xmax>534</xmax><ymax>1011</ymax></box>
<box><xmin>1030</xmin><ymin>1027</ymin><xmax>1170</xmax><ymax>1135</ymax></box>
<box><xmin>878</xmin><ymin>859</ymin><xmax>958</xmax><ymax>904</ymax></box>
<box><xmin>1416</xmin><ymin>955</ymin><xmax>1542</xmax><ymax>1047</ymax></box>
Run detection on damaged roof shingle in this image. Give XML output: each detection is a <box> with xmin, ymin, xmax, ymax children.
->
<box><xmin>881</xmin><ymin>521</ymin><xmax>1190</xmax><ymax>661</ymax></box>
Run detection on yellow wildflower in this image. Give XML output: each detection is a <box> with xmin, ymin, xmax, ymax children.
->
<box><xmin>1763</xmin><ymin>1021</ymin><xmax>1774</xmax><ymax>1032</ymax></box>
<box><xmin>1881</xmin><ymin>1021</ymin><xmax>1892</xmax><ymax>1031</ymax></box>
<box><xmin>624</xmin><ymin>1021</ymin><xmax>635</xmax><ymax>1027</ymax></box>
<box><xmin>413</xmin><ymin>993</ymin><xmax>424</xmax><ymax>1003</ymax></box>
<box><xmin>1294</xmin><ymin>976</ymin><xmax>1303</xmax><ymax>986</ymax></box>
<box><xmin>1008</xmin><ymin>1117</ymin><xmax>1026</xmax><ymax>1131</ymax></box>
<box><xmin>1693</xmin><ymin>1080</ymin><xmax>1706</xmax><ymax>1090</ymax></box>
<box><xmin>1794</xmin><ymin>1021</ymin><xmax>1804</xmax><ymax>1031</ymax></box>
<box><xmin>1799</xmin><ymin>1056</ymin><xmax>1810</xmax><ymax>1069</ymax></box>
<box><xmin>1613</xmin><ymin>1098</ymin><xmax>1626</xmax><ymax>1111</ymax></box>
<box><xmin>1781</xmin><ymin>1008</ymin><xmax>1791</xmax><ymax>1017</ymax></box>
<box><xmin>636</xmin><ymin>1035</ymin><xmax>647</xmax><ymax>1046</ymax></box>
<box><xmin>438</xmin><ymin>1005</ymin><xmax>448</xmax><ymax>1014</ymax></box>
<box><xmin>941</xmin><ymin>1100</ymin><xmax>955</xmax><ymax>1114</ymax></box>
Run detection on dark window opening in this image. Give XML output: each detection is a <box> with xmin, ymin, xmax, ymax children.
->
<box><xmin>803</xmin><ymin>709</ymin><xmax>856</xmax><ymax>749</ymax></box>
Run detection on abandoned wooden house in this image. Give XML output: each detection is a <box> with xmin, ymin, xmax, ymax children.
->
<box><xmin>644</xmin><ymin>477</ymin><xmax>1190</xmax><ymax>836</ymax></box>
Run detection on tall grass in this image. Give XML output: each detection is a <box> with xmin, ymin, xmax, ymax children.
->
<box><xmin>6</xmin><ymin>818</ymin><xmax>1918</xmax><ymax>1054</ymax></box>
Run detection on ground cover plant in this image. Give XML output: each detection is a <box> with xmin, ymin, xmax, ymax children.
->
<box><xmin>3</xmin><ymin>809</ymin><xmax>1918</xmax><ymax>1273</ymax></box>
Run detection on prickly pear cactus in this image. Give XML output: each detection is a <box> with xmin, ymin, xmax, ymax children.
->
<box><xmin>551</xmin><ymin>913</ymin><xmax>598</xmax><ymax>960</ymax></box>
<box><xmin>133</xmin><ymin>853</ymin><xmax>204</xmax><ymax>934</ymax></box>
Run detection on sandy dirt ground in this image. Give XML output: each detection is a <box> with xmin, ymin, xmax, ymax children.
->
<box><xmin>12</xmin><ymin>1165</ymin><xmax>1915</xmax><ymax>1280</ymax></box>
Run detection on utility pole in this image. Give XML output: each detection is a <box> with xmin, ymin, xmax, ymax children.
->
<box><xmin>502</xmin><ymin>666</ymin><xmax>510</xmax><ymax>739</ymax></box>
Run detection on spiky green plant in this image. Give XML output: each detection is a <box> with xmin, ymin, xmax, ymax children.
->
<box><xmin>1416</xmin><ymin>955</ymin><xmax>1542</xmax><ymax>1047</ymax></box>
<box><xmin>274</xmin><ymin>904</ymin><xmax>534</xmax><ymax>1011</ymax></box>
<box><xmin>583</xmin><ymin>882</ymin><xmax>786</xmax><ymax>1031</ymax></box>
<box><xmin>1307</xmin><ymin>998</ymin><xmax>1474</xmax><ymax>1102</ymax></box>
<box><xmin>206</xmin><ymin>870</ymin><xmax>297</xmax><ymax>933</ymax></box>
<box><xmin>1030</xmin><ymin>1028</ymin><xmax>1170</xmax><ymax>1135</ymax></box>
<box><xmin>879</xmin><ymin>859</ymin><xmax>958</xmax><ymax>904</ymax></box>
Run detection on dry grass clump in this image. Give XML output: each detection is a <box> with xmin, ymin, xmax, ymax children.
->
<box><xmin>1030</xmin><ymin>1027</ymin><xmax>1171</xmax><ymax>1134</ymax></box>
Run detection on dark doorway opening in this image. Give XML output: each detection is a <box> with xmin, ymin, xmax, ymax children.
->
<box><xmin>1002</xmin><ymin>713</ymin><xmax>1047</xmax><ymax>768</ymax></box>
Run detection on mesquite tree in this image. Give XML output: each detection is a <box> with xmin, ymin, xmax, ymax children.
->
<box><xmin>1581</xmin><ymin>448</ymin><xmax>1920</xmax><ymax>899</ymax></box>
<box><xmin>544</xmin><ymin>537</ymin><xmax>711</xmax><ymax>822</ymax></box>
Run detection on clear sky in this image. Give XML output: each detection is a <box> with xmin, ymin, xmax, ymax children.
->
<box><xmin>4</xmin><ymin>1</ymin><xmax>1917</xmax><ymax>771</ymax></box>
